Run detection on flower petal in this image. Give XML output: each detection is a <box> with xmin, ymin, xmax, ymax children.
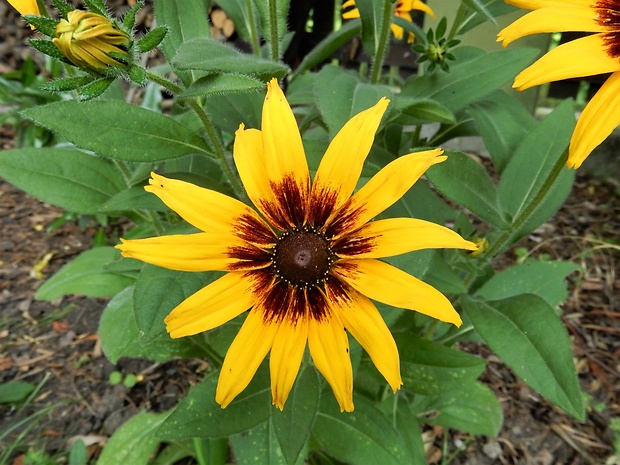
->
<box><xmin>328</xmin><ymin>149</ymin><xmax>446</xmax><ymax>238</ymax></box>
<box><xmin>334</xmin><ymin>258</ymin><xmax>462</xmax><ymax>326</ymax></box>
<box><xmin>145</xmin><ymin>172</ymin><xmax>271</xmax><ymax>242</ymax></box>
<box><xmin>164</xmin><ymin>272</ymin><xmax>255</xmax><ymax>338</ymax></box>
<box><xmin>505</xmin><ymin>0</ymin><xmax>593</xmax><ymax>9</ymax></box>
<box><xmin>307</xmin><ymin>310</ymin><xmax>354</xmax><ymax>412</ymax></box>
<box><xmin>8</xmin><ymin>0</ymin><xmax>39</xmax><ymax>17</ymax></box>
<box><xmin>334</xmin><ymin>218</ymin><xmax>477</xmax><ymax>259</ymax></box>
<box><xmin>513</xmin><ymin>34</ymin><xmax>620</xmax><ymax>90</ymax></box>
<box><xmin>216</xmin><ymin>307</ymin><xmax>279</xmax><ymax>408</ymax></box>
<box><xmin>310</xmin><ymin>98</ymin><xmax>389</xmax><ymax>224</ymax></box>
<box><xmin>261</xmin><ymin>78</ymin><xmax>310</xmax><ymax>226</ymax></box>
<box><xmin>116</xmin><ymin>233</ymin><xmax>244</xmax><ymax>272</ymax></box>
<box><xmin>333</xmin><ymin>290</ymin><xmax>402</xmax><ymax>392</ymax></box>
<box><xmin>498</xmin><ymin>7</ymin><xmax>603</xmax><ymax>47</ymax></box>
<box><xmin>408</xmin><ymin>0</ymin><xmax>435</xmax><ymax>17</ymax></box>
<box><xmin>569</xmin><ymin>71</ymin><xmax>620</xmax><ymax>168</ymax></box>
<box><xmin>270</xmin><ymin>317</ymin><xmax>309</xmax><ymax>410</ymax></box>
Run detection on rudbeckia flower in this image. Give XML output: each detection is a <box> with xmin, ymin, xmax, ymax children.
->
<box><xmin>7</xmin><ymin>0</ymin><xmax>40</xmax><ymax>28</ymax></box>
<box><xmin>498</xmin><ymin>0</ymin><xmax>620</xmax><ymax>169</ymax></box>
<box><xmin>342</xmin><ymin>0</ymin><xmax>435</xmax><ymax>43</ymax></box>
<box><xmin>117</xmin><ymin>78</ymin><xmax>476</xmax><ymax>412</ymax></box>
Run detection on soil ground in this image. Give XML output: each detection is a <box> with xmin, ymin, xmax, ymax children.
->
<box><xmin>1</xmin><ymin>2</ymin><xmax>620</xmax><ymax>465</ymax></box>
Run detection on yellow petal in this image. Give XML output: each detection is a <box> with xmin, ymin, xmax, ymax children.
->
<box><xmin>330</xmin><ymin>149</ymin><xmax>446</xmax><ymax>237</ymax></box>
<box><xmin>311</xmin><ymin>98</ymin><xmax>389</xmax><ymax>220</ymax></box>
<box><xmin>7</xmin><ymin>0</ymin><xmax>39</xmax><ymax>17</ymax></box>
<box><xmin>498</xmin><ymin>7</ymin><xmax>603</xmax><ymax>47</ymax></box>
<box><xmin>569</xmin><ymin>71</ymin><xmax>620</xmax><ymax>168</ymax></box>
<box><xmin>335</xmin><ymin>218</ymin><xmax>477</xmax><ymax>259</ymax></box>
<box><xmin>307</xmin><ymin>311</ymin><xmax>354</xmax><ymax>412</ymax></box>
<box><xmin>390</xmin><ymin>22</ymin><xmax>405</xmax><ymax>40</ymax></box>
<box><xmin>261</xmin><ymin>78</ymin><xmax>310</xmax><ymax>226</ymax></box>
<box><xmin>164</xmin><ymin>272</ymin><xmax>256</xmax><ymax>338</ymax></box>
<box><xmin>145</xmin><ymin>172</ymin><xmax>271</xmax><ymax>243</ymax></box>
<box><xmin>342</xmin><ymin>8</ymin><xmax>360</xmax><ymax>19</ymax></box>
<box><xmin>334</xmin><ymin>258</ymin><xmax>462</xmax><ymax>326</ymax></box>
<box><xmin>505</xmin><ymin>0</ymin><xmax>593</xmax><ymax>9</ymax></box>
<box><xmin>513</xmin><ymin>34</ymin><xmax>620</xmax><ymax>90</ymax></box>
<box><xmin>216</xmin><ymin>308</ymin><xmax>278</xmax><ymax>408</ymax></box>
<box><xmin>408</xmin><ymin>0</ymin><xmax>435</xmax><ymax>18</ymax></box>
<box><xmin>116</xmin><ymin>233</ymin><xmax>243</xmax><ymax>272</ymax></box>
<box><xmin>334</xmin><ymin>290</ymin><xmax>402</xmax><ymax>392</ymax></box>
<box><xmin>270</xmin><ymin>317</ymin><xmax>309</xmax><ymax>410</ymax></box>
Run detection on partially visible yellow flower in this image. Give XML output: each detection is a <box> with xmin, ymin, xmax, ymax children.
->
<box><xmin>53</xmin><ymin>10</ymin><xmax>130</xmax><ymax>72</ymax></box>
<box><xmin>498</xmin><ymin>0</ymin><xmax>620</xmax><ymax>169</ymax></box>
<box><xmin>117</xmin><ymin>79</ymin><xmax>476</xmax><ymax>412</ymax></box>
<box><xmin>342</xmin><ymin>0</ymin><xmax>435</xmax><ymax>43</ymax></box>
<box><xmin>7</xmin><ymin>0</ymin><xmax>40</xmax><ymax>29</ymax></box>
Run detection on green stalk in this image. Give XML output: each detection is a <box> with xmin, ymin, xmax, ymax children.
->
<box><xmin>446</xmin><ymin>3</ymin><xmax>466</xmax><ymax>41</ymax></box>
<box><xmin>369</xmin><ymin>0</ymin><xmax>394</xmax><ymax>84</ymax></box>
<box><xmin>268</xmin><ymin>0</ymin><xmax>280</xmax><ymax>61</ymax></box>
<box><xmin>245</xmin><ymin>0</ymin><xmax>261</xmax><ymax>56</ymax></box>
<box><xmin>145</xmin><ymin>70</ymin><xmax>183</xmax><ymax>95</ymax></box>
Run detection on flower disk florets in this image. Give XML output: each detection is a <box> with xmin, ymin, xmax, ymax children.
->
<box><xmin>273</xmin><ymin>226</ymin><xmax>336</xmax><ymax>288</ymax></box>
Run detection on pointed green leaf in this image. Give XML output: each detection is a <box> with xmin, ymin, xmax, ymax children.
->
<box><xmin>36</xmin><ymin>247</ymin><xmax>135</xmax><ymax>300</ymax></box>
<box><xmin>100</xmin><ymin>186</ymin><xmax>167</xmax><ymax>213</ymax></box>
<box><xmin>96</xmin><ymin>411</ymin><xmax>169</xmax><ymax>465</ymax></box>
<box><xmin>395</xmin><ymin>97</ymin><xmax>456</xmax><ymax>124</ymax></box>
<box><xmin>0</xmin><ymin>382</ymin><xmax>35</xmax><ymax>404</ymax></box>
<box><xmin>426</xmin><ymin>150</ymin><xmax>507</xmax><ymax>227</ymax></box>
<box><xmin>83</xmin><ymin>0</ymin><xmax>108</xmax><ymax>17</ymax></box>
<box><xmin>463</xmin><ymin>294</ymin><xmax>585</xmax><ymax>420</ymax></box>
<box><xmin>42</xmin><ymin>75</ymin><xmax>95</xmax><ymax>92</ymax></box>
<box><xmin>23</xmin><ymin>15</ymin><xmax>57</xmax><ymax>36</ymax></box>
<box><xmin>137</xmin><ymin>26</ymin><xmax>168</xmax><ymax>53</ymax></box>
<box><xmin>76</xmin><ymin>78</ymin><xmax>114</xmax><ymax>101</ymax></box>
<box><xmin>22</xmin><ymin>100</ymin><xmax>212</xmax><ymax>161</ymax></box>
<box><xmin>29</xmin><ymin>39</ymin><xmax>66</xmax><ymax>60</ymax></box>
<box><xmin>123</xmin><ymin>1</ymin><xmax>144</xmax><ymax>31</ymax></box>
<box><xmin>230</xmin><ymin>421</ymin><xmax>289</xmax><ymax>465</ymax></box>
<box><xmin>0</xmin><ymin>148</ymin><xmax>125</xmax><ymax>214</ymax></box>
<box><xmin>182</xmin><ymin>74</ymin><xmax>265</xmax><ymax>99</ymax></box>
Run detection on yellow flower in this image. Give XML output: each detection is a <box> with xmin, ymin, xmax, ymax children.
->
<box><xmin>498</xmin><ymin>0</ymin><xmax>620</xmax><ymax>169</ymax></box>
<box><xmin>342</xmin><ymin>0</ymin><xmax>435</xmax><ymax>43</ymax></box>
<box><xmin>117</xmin><ymin>78</ymin><xmax>476</xmax><ymax>412</ymax></box>
<box><xmin>7</xmin><ymin>0</ymin><xmax>39</xmax><ymax>29</ymax></box>
<box><xmin>53</xmin><ymin>10</ymin><xmax>130</xmax><ymax>72</ymax></box>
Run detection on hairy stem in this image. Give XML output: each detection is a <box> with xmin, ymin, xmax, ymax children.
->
<box><xmin>369</xmin><ymin>0</ymin><xmax>394</xmax><ymax>84</ymax></box>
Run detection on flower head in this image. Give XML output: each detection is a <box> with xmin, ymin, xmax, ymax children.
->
<box><xmin>498</xmin><ymin>0</ymin><xmax>620</xmax><ymax>168</ymax></box>
<box><xmin>53</xmin><ymin>10</ymin><xmax>130</xmax><ymax>73</ymax></box>
<box><xmin>7</xmin><ymin>0</ymin><xmax>39</xmax><ymax>28</ymax></box>
<box><xmin>342</xmin><ymin>0</ymin><xmax>435</xmax><ymax>43</ymax></box>
<box><xmin>117</xmin><ymin>78</ymin><xmax>476</xmax><ymax>412</ymax></box>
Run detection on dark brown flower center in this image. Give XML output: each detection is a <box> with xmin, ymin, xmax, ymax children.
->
<box><xmin>596</xmin><ymin>1</ymin><xmax>620</xmax><ymax>58</ymax></box>
<box><xmin>273</xmin><ymin>226</ymin><xmax>335</xmax><ymax>287</ymax></box>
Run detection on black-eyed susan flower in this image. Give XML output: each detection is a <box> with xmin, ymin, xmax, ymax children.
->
<box><xmin>342</xmin><ymin>0</ymin><xmax>435</xmax><ymax>43</ymax></box>
<box><xmin>53</xmin><ymin>10</ymin><xmax>130</xmax><ymax>73</ymax></box>
<box><xmin>498</xmin><ymin>0</ymin><xmax>620</xmax><ymax>169</ymax></box>
<box><xmin>117</xmin><ymin>78</ymin><xmax>476</xmax><ymax>412</ymax></box>
<box><xmin>7</xmin><ymin>0</ymin><xmax>39</xmax><ymax>28</ymax></box>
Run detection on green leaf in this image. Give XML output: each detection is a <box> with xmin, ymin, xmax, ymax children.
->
<box><xmin>173</xmin><ymin>38</ymin><xmax>289</xmax><ymax>80</ymax></box>
<box><xmin>182</xmin><ymin>74</ymin><xmax>265</xmax><ymax>98</ymax></box>
<box><xmin>425</xmin><ymin>150</ymin><xmax>507</xmax><ymax>228</ymax></box>
<box><xmin>255</xmin><ymin>0</ymin><xmax>291</xmax><ymax>54</ymax></box>
<box><xmin>96</xmin><ymin>411</ymin><xmax>169</xmax><ymax>465</ymax></box>
<box><xmin>293</xmin><ymin>19</ymin><xmax>362</xmax><ymax>77</ymax></box>
<box><xmin>69</xmin><ymin>439</ymin><xmax>87</xmax><ymax>465</ymax></box>
<box><xmin>468</xmin><ymin>90</ymin><xmax>537</xmax><ymax>174</ymax></box>
<box><xmin>314</xmin><ymin>65</ymin><xmax>392</xmax><ymax>138</ymax></box>
<box><xmin>497</xmin><ymin>100</ymin><xmax>575</xmax><ymax>241</ymax></box>
<box><xmin>122</xmin><ymin>1</ymin><xmax>143</xmax><ymax>30</ymax></box>
<box><xmin>230</xmin><ymin>422</ymin><xmax>289</xmax><ymax>465</ymax></box>
<box><xmin>392</xmin><ymin>398</ymin><xmax>427</xmax><ymax>465</ymax></box>
<box><xmin>215</xmin><ymin>0</ymin><xmax>259</xmax><ymax>45</ymax></box>
<box><xmin>100</xmin><ymin>186</ymin><xmax>167</xmax><ymax>213</ymax></box>
<box><xmin>157</xmin><ymin>367</ymin><xmax>272</xmax><ymax>439</ymax></box>
<box><xmin>395</xmin><ymin>334</ymin><xmax>486</xmax><ymax>395</ymax></box>
<box><xmin>401</xmin><ymin>48</ymin><xmax>539</xmax><ymax>112</ymax></box>
<box><xmin>459</xmin><ymin>0</ymin><xmax>517</xmax><ymax>35</ymax></box>
<box><xmin>354</xmin><ymin>0</ymin><xmax>387</xmax><ymax>57</ymax></box>
<box><xmin>462</xmin><ymin>294</ymin><xmax>585</xmax><ymax>420</ymax></box>
<box><xmin>137</xmin><ymin>26</ymin><xmax>168</xmax><ymax>53</ymax></box>
<box><xmin>22</xmin><ymin>100</ymin><xmax>212</xmax><ymax>161</ymax></box>
<box><xmin>207</xmin><ymin>91</ymin><xmax>264</xmax><ymax>135</ymax></box>
<box><xmin>29</xmin><ymin>38</ymin><xmax>66</xmax><ymax>60</ymax></box>
<box><xmin>77</xmin><ymin>78</ymin><xmax>114</xmax><ymax>101</ymax></box>
<box><xmin>460</xmin><ymin>0</ymin><xmax>497</xmax><ymax>27</ymax></box>
<box><xmin>23</xmin><ymin>15</ymin><xmax>57</xmax><ymax>37</ymax></box>
<box><xmin>36</xmin><ymin>247</ymin><xmax>134</xmax><ymax>300</ymax></box>
<box><xmin>411</xmin><ymin>381</ymin><xmax>503</xmax><ymax>436</ymax></box>
<box><xmin>313</xmin><ymin>395</ymin><xmax>409</xmax><ymax>465</ymax></box>
<box><xmin>134</xmin><ymin>265</ymin><xmax>219</xmax><ymax>343</ymax></box>
<box><xmin>476</xmin><ymin>259</ymin><xmax>581</xmax><ymax>308</ymax></box>
<box><xmin>42</xmin><ymin>75</ymin><xmax>95</xmax><ymax>92</ymax></box>
<box><xmin>0</xmin><ymin>148</ymin><xmax>125</xmax><ymax>214</ymax></box>
<box><xmin>0</xmin><ymin>381</ymin><xmax>35</xmax><ymax>404</ymax></box>
<box><xmin>99</xmin><ymin>287</ymin><xmax>205</xmax><ymax>364</ymax></box>
<box><xmin>394</xmin><ymin>97</ymin><xmax>456</xmax><ymax>124</ymax></box>
<box><xmin>83</xmin><ymin>0</ymin><xmax>107</xmax><ymax>16</ymax></box>
<box><xmin>272</xmin><ymin>366</ymin><xmax>320</xmax><ymax>465</ymax></box>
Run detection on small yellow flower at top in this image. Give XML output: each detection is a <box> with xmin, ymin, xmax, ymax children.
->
<box><xmin>53</xmin><ymin>10</ymin><xmax>131</xmax><ymax>73</ymax></box>
<box><xmin>342</xmin><ymin>0</ymin><xmax>435</xmax><ymax>43</ymax></box>
<box><xmin>7</xmin><ymin>0</ymin><xmax>40</xmax><ymax>29</ymax></box>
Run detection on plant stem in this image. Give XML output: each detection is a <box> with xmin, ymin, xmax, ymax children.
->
<box><xmin>245</xmin><ymin>0</ymin><xmax>261</xmax><ymax>56</ymax></box>
<box><xmin>369</xmin><ymin>0</ymin><xmax>394</xmax><ymax>84</ymax></box>
<box><xmin>145</xmin><ymin>70</ymin><xmax>183</xmax><ymax>95</ymax></box>
<box><xmin>187</xmin><ymin>100</ymin><xmax>246</xmax><ymax>199</ymax></box>
<box><xmin>268</xmin><ymin>0</ymin><xmax>280</xmax><ymax>61</ymax></box>
<box><xmin>447</xmin><ymin>3</ymin><xmax>465</xmax><ymax>41</ymax></box>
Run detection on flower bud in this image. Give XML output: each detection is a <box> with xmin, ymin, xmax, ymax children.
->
<box><xmin>53</xmin><ymin>10</ymin><xmax>130</xmax><ymax>73</ymax></box>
